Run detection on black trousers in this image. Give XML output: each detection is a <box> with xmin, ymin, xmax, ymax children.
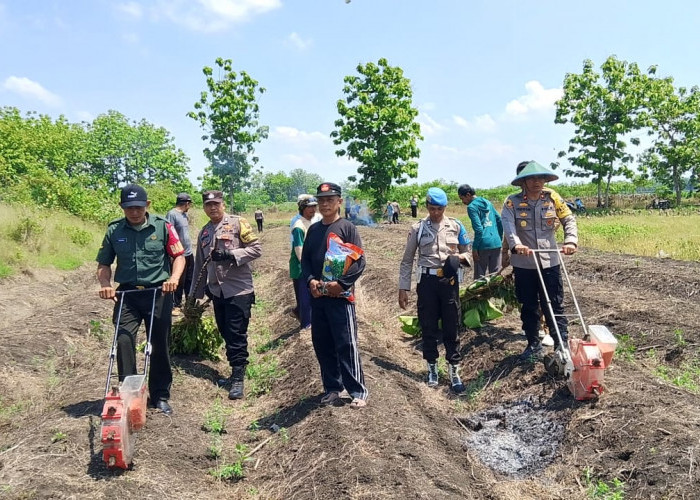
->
<box><xmin>310</xmin><ymin>297</ymin><xmax>368</xmax><ymax>400</ymax></box>
<box><xmin>417</xmin><ymin>275</ymin><xmax>462</xmax><ymax>364</ymax></box>
<box><xmin>173</xmin><ymin>254</ymin><xmax>194</xmax><ymax>307</ymax></box>
<box><xmin>256</xmin><ymin>219</ymin><xmax>263</xmax><ymax>232</ymax></box>
<box><xmin>392</xmin><ymin>213</ymin><xmax>399</xmax><ymax>224</ymax></box>
<box><xmin>212</xmin><ymin>292</ymin><xmax>255</xmax><ymax>368</ymax></box>
<box><xmin>411</xmin><ymin>206</ymin><xmax>417</xmax><ymax>217</ymax></box>
<box><xmin>513</xmin><ymin>265</ymin><xmax>568</xmax><ymax>347</ymax></box>
<box><xmin>114</xmin><ymin>288</ymin><xmax>173</xmax><ymax>401</ymax></box>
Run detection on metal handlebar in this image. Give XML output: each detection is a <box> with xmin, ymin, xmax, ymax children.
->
<box><xmin>103</xmin><ymin>287</ymin><xmax>159</xmax><ymax>398</ymax></box>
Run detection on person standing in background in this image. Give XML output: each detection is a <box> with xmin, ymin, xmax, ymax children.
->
<box><xmin>391</xmin><ymin>200</ymin><xmax>400</xmax><ymax>224</ymax></box>
<box><xmin>458</xmin><ymin>184</ymin><xmax>503</xmax><ymax>279</ymax></box>
<box><xmin>410</xmin><ymin>195</ymin><xmax>418</xmax><ymax>218</ymax></box>
<box><xmin>166</xmin><ymin>193</ymin><xmax>194</xmax><ymax>315</ymax></box>
<box><xmin>254</xmin><ymin>208</ymin><xmax>264</xmax><ymax>232</ymax></box>
<box><xmin>290</xmin><ymin>196</ymin><xmax>318</xmax><ymax>331</ymax></box>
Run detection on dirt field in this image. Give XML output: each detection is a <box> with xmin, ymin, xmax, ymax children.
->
<box><xmin>1</xmin><ymin>220</ymin><xmax>699</xmax><ymax>499</ymax></box>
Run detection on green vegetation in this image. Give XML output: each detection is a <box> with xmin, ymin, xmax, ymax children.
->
<box><xmin>0</xmin><ymin>203</ymin><xmax>105</xmax><ymax>276</ymax></box>
<box><xmin>246</xmin><ymin>354</ymin><xmax>286</xmax><ymax>397</ymax></box>
<box><xmin>577</xmin><ymin>214</ymin><xmax>700</xmax><ymax>261</ymax></box>
<box><xmin>615</xmin><ymin>335</ymin><xmax>637</xmax><ymax>362</ymax></box>
<box><xmin>463</xmin><ymin>371</ymin><xmax>487</xmax><ymax>402</ymax></box>
<box><xmin>332</xmin><ymin>57</ymin><xmax>423</xmax><ymax>213</ymax></box>
<box><xmin>188</xmin><ymin>57</ymin><xmax>268</xmax><ymax>211</ymax></box>
<box><xmin>88</xmin><ymin>320</ymin><xmax>108</xmax><ymax>341</ymax></box>
<box><xmin>0</xmin><ymin>107</ymin><xmax>193</xmax><ymax>222</ymax></box>
<box><xmin>50</xmin><ymin>431</ymin><xmax>67</xmax><ymax>443</ymax></box>
<box><xmin>208</xmin><ymin>443</ymin><xmax>251</xmax><ymax>482</ymax></box>
<box><xmin>655</xmin><ymin>363</ymin><xmax>700</xmax><ymax>392</ymax></box>
<box><xmin>171</xmin><ymin>314</ymin><xmax>223</xmax><ymax>361</ymax></box>
<box><xmin>583</xmin><ymin>467</ymin><xmax>625</xmax><ymax>499</ymax></box>
<box><xmin>202</xmin><ymin>397</ymin><xmax>232</xmax><ymax>434</ymax></box>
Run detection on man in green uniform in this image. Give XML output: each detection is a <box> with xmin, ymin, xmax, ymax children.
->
<box><xmin>96</xmin><ymin>184</ymin><xmax>185</xmax><ymax>415</ymax></box>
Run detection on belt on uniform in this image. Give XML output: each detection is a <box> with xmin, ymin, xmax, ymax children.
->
<box><xmin>420</xmin><ymin>267</ymin><xmax>443</xmax><ymax>277</ymax></box>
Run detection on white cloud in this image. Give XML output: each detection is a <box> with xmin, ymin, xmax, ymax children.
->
<box><xmin>117</xmin><ymin>2</ymin><xmax>144</xmax><ymax>19</ymax></box>
<box><xmin>271</xmin><ymin>126</ymin><xmax>329</xmax><ymax>146</ymax></box>
<box><xmin>154</xmin><ymin>0</ymin><xmax>282</xmax><ymax>33</ymax></box>
<box><xmin>417</xmin><ymin>112</ymin><xmax>447</xmax><ymax>136</ymax></box>
<box><xmin>505</xmin><ymin>80</ymin><xmax>563</xmax><ymax>118</ymax></box>
<box><xmin>2</xmin><ymin>76</ymin><xmax>62</xmax><ymax>107</ymax></box>
<box><xmin>285</xmin><ymin>32</ymin><xmax>312</xmax><ymax>50</ymax></box>
<box><xmin>419</xmin><ymin>102</ymin><xmax>436</xmax><ymax>112</ymax></box>
<box><xmin>452</xmin><ymin>113</ymin><xmax>497</xmax><ymax>133</ymax></box>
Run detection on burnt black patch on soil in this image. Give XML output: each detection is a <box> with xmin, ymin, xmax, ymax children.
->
<box><xmin>460</xmin><ymin>399</ymin><xmax>568</xmax><ymax>478</ymax></box>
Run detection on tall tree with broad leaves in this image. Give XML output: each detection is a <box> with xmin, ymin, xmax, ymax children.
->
<box><xmin>188</xmin><ymin>57</ymin><xmax>268</xmax><ymax>209</ymax></box>
<box><xmin>331</xmin><ymin>58</ymin><xmax>422</xmax><ymax>213</ymax></box>
<box><xmin>87</xmin><ymin>110</ymin><xmax>189</xmax><ymax>190</ymax></box>
<box><xmin>553</xmin><ymin>56</ymin><xmax>646</xmax><ymax>207</ymax></box>
<box><xmin>637</xmin><ymin>71</ymin><xmax>700</xmax><ymax>206</ymax></box>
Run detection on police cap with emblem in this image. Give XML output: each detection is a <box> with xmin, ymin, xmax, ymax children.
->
<box><xmin>202</xmin><ymin>190</ymin><xmax>224</xmax><ymax>204</ymax></box>
<box><xmin>315</xmin><ymin>182</ymin><xmax>342</xmax><ymax>197</ymax></box>
<box><xmin>120</xmin><ymin>184</ymin><xmax>148</xmax><ymax>208</ymax></box>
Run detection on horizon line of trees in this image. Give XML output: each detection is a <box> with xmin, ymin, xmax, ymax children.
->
<box><xmin>2</xmin><ymin>54</ymin><xmax>699</xmax><ymax>222</ymax></box>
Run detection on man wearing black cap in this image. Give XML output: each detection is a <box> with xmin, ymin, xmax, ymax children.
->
<box><xmin>96</xmin><ymin>184</ymin><xmax>185</xmax><ymax>415</ymax></box>
<box><xmin>191</xmin><ymin>190</ymin><xmax>262</xmax><ymax>400</ymax></box>
<box><xmin>301</xmin><ymin>182</ymin><xmax>368</xmax><ymax>408</ymax></box>
<box><xmin>166</xmin><ymin>193</ymin><xmax>194</xmax><ymax>314</ymax></box>
<box><xmin>502</xmin><ymin>161</ymin><xmax>578</xmax><ymax>362</ymax></box>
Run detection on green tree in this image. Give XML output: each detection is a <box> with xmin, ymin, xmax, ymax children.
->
<box><xmin>331</xmin><ymin>58</ymin><xmax>422</xmax><ymax>213</ymax></box>
<box><xmin>288</xmin><ymin>168</ymin><xmax>323</xmax><ymax>199</ymax></box>
<box><xmin>637</xmin><ymin>73</ymin><xmax>700</xmax><ymax>206</ymax></box>
<box><xmin>86</xmin><ymin>110</ymin><xmax>189</xmax><ymax>190</ymax></box>
<box><xmin>262</xmin><ymin>171</ymin><xmax>294</xmax><ymax>203</ymax></box>
<box><xmin>188</xmin><ymin>57</ymin><xmax>268</xmax><ymax>208</ymax></box>
<box><xmin>553</xmin><ymin>56</ymin><xmax>646</xmax><ymax>207</ymax></box>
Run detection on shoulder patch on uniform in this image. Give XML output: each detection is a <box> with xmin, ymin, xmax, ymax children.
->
<box><xmin>239</xmin><ymin>217</ymin><xmax>258</xmax><ymax>244</ymax></box>
<box><xmin>108</xmin><ymin>218</ymin><xmax>123</xmax><ymax>226</ymax></box>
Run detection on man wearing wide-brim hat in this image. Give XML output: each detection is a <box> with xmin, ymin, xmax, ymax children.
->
<box><xmin>501</xmin><ymin>161</ymin><xmax>578</xmax><ymax>362</ymax></box>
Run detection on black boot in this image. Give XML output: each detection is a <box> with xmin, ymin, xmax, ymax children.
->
<box><xmin>229</xmin><ymin>366</ymin><xmax>246</xmax><ymax>400</ymax></box>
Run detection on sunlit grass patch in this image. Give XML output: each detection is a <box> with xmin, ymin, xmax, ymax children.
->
<box><xmin>576</xmin><ymin>213</ymin><xmax>700</xmax><ymax>261</ymax></box>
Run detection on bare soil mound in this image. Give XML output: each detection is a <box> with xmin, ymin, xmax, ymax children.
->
<box><xmin>1</xmin><ymin>221</ymin><xmax>699</xmax><ymax>499</ymax></box>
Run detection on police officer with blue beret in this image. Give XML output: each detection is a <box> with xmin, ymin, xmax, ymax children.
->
<box><xmin>398</xmin><ymin>187</ymin><xmax>472</xmax><ymax>393</ymax></box>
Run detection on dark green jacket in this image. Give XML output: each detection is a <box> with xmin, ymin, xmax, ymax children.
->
<box><xmin>96</xmin><ymin>214</ymin><xmax>182</xmax><ymax>286</ymax></box>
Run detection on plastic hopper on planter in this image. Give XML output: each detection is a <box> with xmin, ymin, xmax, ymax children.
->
<box><xmin>530</xmin><ymin>249</ymin><xmax>618</xmax><ymax>400</ymax></box>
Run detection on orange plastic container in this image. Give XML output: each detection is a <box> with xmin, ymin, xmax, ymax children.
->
<box><xmin>568</xmin><ymin>339</ymin><xmax>605</xmax><ymax>400</ymax></box>
<box><xmin>588</xmin><ymin>325</ymin><xmax>618</xmax><ymax>368</ymax></box>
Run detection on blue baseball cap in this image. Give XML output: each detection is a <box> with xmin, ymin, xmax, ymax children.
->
<box><xmin>426</xmin><ymin>187</ymin><xmax>448</xmax><ymax>207</ymax></box>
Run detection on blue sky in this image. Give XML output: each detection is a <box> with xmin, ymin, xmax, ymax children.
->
<box><xmin>1</xmin><ymin>0</ymin><xmax>699</xmax><ymax>189</ymax></box>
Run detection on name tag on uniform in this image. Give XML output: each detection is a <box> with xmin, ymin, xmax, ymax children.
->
<box><xmin>116</xmin><ymin>238</ymin><xmax>127</xmax><ymax>243</ymax></box>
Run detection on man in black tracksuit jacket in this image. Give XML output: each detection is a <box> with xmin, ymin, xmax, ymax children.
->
<box><xmin>301</xmin><ymin>182</ymin><xmax>368</xmax><ymax>408</ymax></box>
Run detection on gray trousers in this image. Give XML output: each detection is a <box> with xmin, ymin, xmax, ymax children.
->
<box><xmin>473</xmin><ymin>248</ymin><xmax>502</xmax><ymax>279</ymax></box>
